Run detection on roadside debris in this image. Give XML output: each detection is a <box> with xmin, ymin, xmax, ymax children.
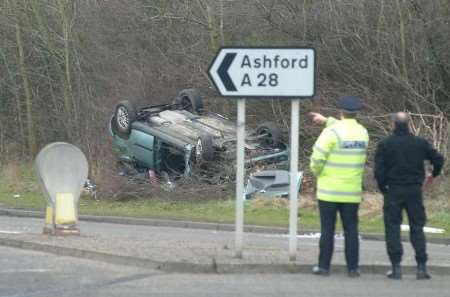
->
<box><xmin>401</xmin><ymin>225</ymin><xmax>445</xmax><ymax>234</ymax></box>
<box><xmin>244</xmin><ymin>170</ymin><xmax>303</xmax><ymax>200</ymax></box>
<box><xmin>83</xmin><ymin>179</ymin><xmax>97</xmax><ymax>200</ymax></box>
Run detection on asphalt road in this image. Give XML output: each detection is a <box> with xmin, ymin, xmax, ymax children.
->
<box><xmin>1</xmin><ymin>215</ymin><xmax>449</xmax><ymax>269</ymax></box>
<box><xmin>1</xmin><ymin>246</ymin><xmax>450</xmax><ymax>297</ymax></box>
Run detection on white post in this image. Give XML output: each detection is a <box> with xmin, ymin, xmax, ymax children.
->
<box><xmin>289</xmin><ymin>99</ymin><xmax>300</xmax><ymax>261</ymax></box>
<box><xmin>235</xmin><ymin>99</ymin><xmax>246</xmax><ymax>258</ymax></box>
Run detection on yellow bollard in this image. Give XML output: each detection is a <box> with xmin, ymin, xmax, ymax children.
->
<box><xmin>45</xmin><ymin>206</ymin><xmax>53</xmax><ymax>225</ymax></box>
<box><xmin>55</xmin><ymin>193</ymin><xmax>77</xmax><ymax>225</ymax></box>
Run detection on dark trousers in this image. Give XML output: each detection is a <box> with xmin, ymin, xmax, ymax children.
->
<box><xmin>318</xmin><ymin>200</ymin><xmax>359</xmax><ymax>270</ymax></box>
<box><xmin>383</xmin><ymin>185</ymin><xmax>427</xmax><ymax>264</ymax></box>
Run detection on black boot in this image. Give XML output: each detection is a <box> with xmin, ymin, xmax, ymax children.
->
<box><xmin>386</xmin><ymin>263</ymin><xmax>402</xmax><ymax>280</ymax></box>
<box><xmin>416</xmin><ymin>262</ymin><xmax>431</xmax><ymax>280</ymax></box>
<box><xmin>312</xmin><ymin>266</ymin><xmax>330</xmax><ymax>276</ymax></box>
<box><xmin>347</xmin><ymin>269</ymin><xmax>361</xmax><ymax>278</ymax></box>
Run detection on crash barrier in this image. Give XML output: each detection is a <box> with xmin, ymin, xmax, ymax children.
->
<box><xmin>35</xmin><ymin>142</ymin><xmax>88</xmax><ymax>235</ymax></box>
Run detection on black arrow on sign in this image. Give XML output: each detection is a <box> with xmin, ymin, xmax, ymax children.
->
<box><xmin>218</xmin><ymin>53</ymin><xmax>237</xmax><ymax>92</ymax></box>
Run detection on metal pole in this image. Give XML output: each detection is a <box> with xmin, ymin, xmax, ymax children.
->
<box><xmin>235</xmin><ymin>98</ymin><xmax>246</xmax><ymax>258</ymax></box>
<box><xmin>52</xmin><ymin>199</ymin><xmax>56</xmax><ymax>231</ymax></box>
<box><xmin>289</xmin><ymin>99</ymin><xmax>300</xmax><ymax>261</ymax></box>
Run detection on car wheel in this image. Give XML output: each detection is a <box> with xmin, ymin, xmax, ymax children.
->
<box><xmin>112</xmin><ymin>100</ymin><xmax>137</xmax><ymax>138</ymax></box>
<box><xmin>195</xmin><ymin>134</ymin><xmax>214</xmax><ymax>162</ymax></box>
<box><xmin>174</xmin><ymin>89</ymin><xmax>204</xmax><ymax>115</ymax></box>
<box><xmin>256</xmin><ymin>122</ymin><xmax>282</xmax><ymax>147</ymax></box>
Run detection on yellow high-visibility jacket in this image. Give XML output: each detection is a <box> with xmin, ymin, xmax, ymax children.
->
<box><xmin>310</xmin><ymin>117</ymin><xmax>369</xmax><ymax>203</ymax></box>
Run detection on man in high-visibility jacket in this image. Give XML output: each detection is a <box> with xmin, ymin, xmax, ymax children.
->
<box><xmin>309</xmin><ymin>96</ymin><xmax>369</xmax><ymax>277</ymax></box>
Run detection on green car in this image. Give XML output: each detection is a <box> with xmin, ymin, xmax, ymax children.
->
<box><xmin>109</xmin><ymin>89</ymin><xmax>288</xmax><ymax>177</ymax></box>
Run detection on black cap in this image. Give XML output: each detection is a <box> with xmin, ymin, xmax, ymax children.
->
<box><xmin>337</xmin><ymin>96</ymin><xmax>363</xmax><ymax>113</ymax></box>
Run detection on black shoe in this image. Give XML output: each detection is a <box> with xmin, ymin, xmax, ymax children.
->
<box><xmin>417</xmin><ymin>263</ymin><xmax>431</xmax><ymax>280</ymax></box>
<box><xmin>348</xmin><ymin>269</ymin><xmax>360</xmax><ymax>278</ymax></box>
<box><xmin>386</xmin><ymin>263</ymin><xmax>402</xmax><ymax>280</ymax></box>
<box><xmin>312</xmin><ymin>266</ymin><xmax>330</xmax><ymax>276</ymax></box>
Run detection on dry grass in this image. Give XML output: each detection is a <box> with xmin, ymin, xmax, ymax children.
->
<box><xmin>248</xmin><ymin>197</ymin><xmax>289</xmax><ymax>210</ymax></box>
<box><xmin>0</xmin><ymin>162</ymin><xmax>39</xmax><ymax>193</ymax></box>
<box><xmin>424</xmin><ymin>176</ymin><xmax>450</xmax><ymax>212</ymax></box>
<box><xmin>1</xmin><ymin>162</ymin><xmax>22</xmax><ymax>188</ymax></box>
<box><xmin>360</xmin><ymin>192</ymin><xmax>383</xmax><ymax>217</ymax></box>
<box><xmin>247</xmin><ymin>193</ymin><xmax>384</xmax><ymax>219</ymax></box>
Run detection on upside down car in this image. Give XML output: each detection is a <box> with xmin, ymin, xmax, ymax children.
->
<box><xmin>109</xmin><ymin>89</ymin><xmax>288</xmax><ymax>177</ymax></box>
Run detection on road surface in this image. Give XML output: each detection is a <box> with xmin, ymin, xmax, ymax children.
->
<box><xmin>1</xmin><ymin>246</ymin><xmax>449</xmax><ymax>297</ymax></box>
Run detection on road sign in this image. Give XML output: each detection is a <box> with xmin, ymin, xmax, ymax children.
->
<box><xmin>208</xmin><ymin>47</ymin><xmax>315</xmax><ymax>98</ymax></box>
<box><xmin>208</xmin><ymin>46</ymin><xmax>316</xmax><ymax>261</ymax></box>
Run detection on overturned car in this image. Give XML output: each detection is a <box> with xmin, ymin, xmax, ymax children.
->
<box><xmin>109</xmin><ymin>89</ymin><xmax>288</xmax><ymax>178</ymax></box>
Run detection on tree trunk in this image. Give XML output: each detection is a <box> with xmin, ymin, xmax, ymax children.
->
<box><xmin>14</xmin><ymin>0</ymin><xmax>37</xmax><ymax>156</ymax></box>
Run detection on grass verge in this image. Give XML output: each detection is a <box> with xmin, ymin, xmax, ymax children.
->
<box><xmin>0</xmin><ymin>162</ymin><xmax>449</xmax><ymax>237</ymax></box>
<box><xmin>0</xmin><ymin>190</ymin><xmax>449</xmax><ymax>237</ymax></box>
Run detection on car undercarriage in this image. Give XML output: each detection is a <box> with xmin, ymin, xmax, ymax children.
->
<box><xmin>109</xmin><ymin>89</ymin><xmax>288</xmax><ymax>180</ymax></box>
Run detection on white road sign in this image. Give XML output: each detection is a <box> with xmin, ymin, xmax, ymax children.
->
<box><xmin>208</xmin><ymin>47</ymin><xmax>315</xmax><ymax>98</ymax></box>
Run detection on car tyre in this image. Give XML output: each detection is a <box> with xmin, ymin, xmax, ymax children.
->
<box><xmin>195</xmin><ymin>134</ymin><xmax>214</xmax><ymax>162</ymax></box>
<box><xmin>256</xmin><ymin>122</ymin><xmax>282</xmax><ymax>147</ymax></box>
<box><xmin>112</xmin><ymin>100</ymin><xmax>137</xmax><ymax>139</ymax></box>
<box><xmin>174</xmin><ymin>89</ymin><xmax>204</xmax><ymax>115</ymax></box>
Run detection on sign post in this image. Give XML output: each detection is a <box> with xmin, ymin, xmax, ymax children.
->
<box><xmin>208</xmin><ymin>47</ymin><xmax>316</xmax><ymax>260</ymax></box>
<box><xmin>289</xmin><ymin>99</ymin><xmax>300</xmax><ymax>261</ymax></box>
<box><xmin>235</xmin><ymin>99</ymin><xmax>246</xmax><ymax>258</ymax></box>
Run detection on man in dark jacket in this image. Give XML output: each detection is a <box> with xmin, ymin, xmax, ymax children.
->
<box><xmin>374</xmin><ymin>112</ymin><xmax>444</xmax><ymax>280</ymax></box>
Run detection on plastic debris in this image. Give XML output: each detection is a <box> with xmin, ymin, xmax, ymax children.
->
<box><xmin>244</xmin><ymin>170</ymin><xmax>303</xmax><ymax>199</ymax></box>
<box><xmin>401</xmin><ymin>224</ymin><xmax>445</xmax><ymax>234</ymax></box>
